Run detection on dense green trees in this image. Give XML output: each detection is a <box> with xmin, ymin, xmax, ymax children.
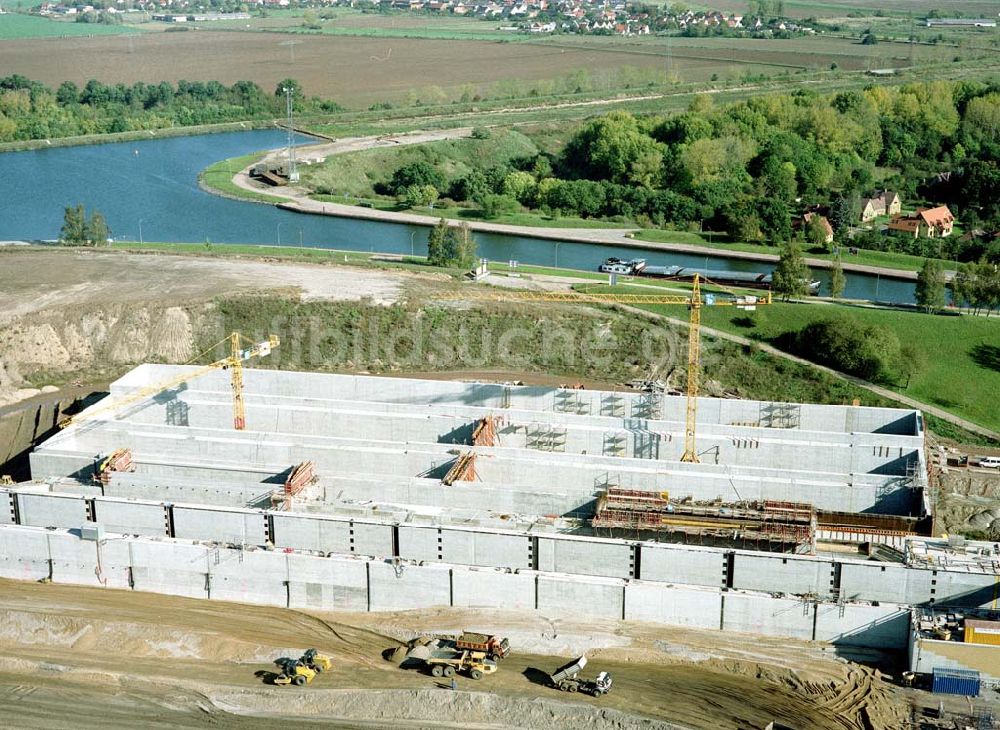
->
<box><xmin>795</xmin><ymin>316</ymin><xmax>902</xmax><ymax>383</ymax></box>
<box><xmin>60</xmin><ymin>204</ymin><xmax>110</xmax><ymax>246</ymax></box>
<box><xmin>771</xmin><ymin>242</ymin><xmax>811</xmax><ymax>300</ymax></box>
<box><xmin>391</xmin><ymin>79</ymin><xmax>999</xmax><ymax>262</ymax></box>
<box><xmin>0</xmin><ymin>76</ymin><xmax>340</xmax><ymax>142</ymax></box>
<box><xmin>426</xmin><ymin>218</ymin><xmax>477</xmax><ymax>268</ymax></box>
<box><xmin>915</xmin><ymin>258</ymin><xmax>947</xmax><ymax>313</ymax></box>
<box><xmin>829</xmin><ymin>258</ymin><xmax>846</xmax><ymax>299</ymax></box>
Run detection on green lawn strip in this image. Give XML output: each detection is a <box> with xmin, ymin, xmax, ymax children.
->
<box><xmin>199</xmin><ymin>154</ymin><xmax>288</xmax><ymax>203</ymax></box>
<box><xmin>635</xmin><ymin>229</ymin><xmax>953</xmax><ymax>274</ymax></box>
<box><xmin>612</xmin><ymin>291</ymin><xmax>1000</xmax><ymax>432</ymax></box>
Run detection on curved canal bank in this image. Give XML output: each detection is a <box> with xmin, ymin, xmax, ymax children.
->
<box><xmin>0</xmin><ymin>128</ymin><xmax>917</xmax><ymax>303</ymax></box>
<box><xmin>226</xmin><ymin>132</ymin><xmax>922</xmax><ymax>283</ymax></box>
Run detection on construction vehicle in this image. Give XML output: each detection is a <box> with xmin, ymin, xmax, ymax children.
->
<box><xmin>549</xmin><ymin>656</ymin><xmax>612</xmax><ymax>697</ymax></box>
<box><xmin>59</xmin><ymin>331</ymin><xmax>279</xmax><ymax>431</ymax></box>
<box><xmin>435</xmin><ymin>275</ymin><xmax>769</xmax><ymax>463</ymax></box>
<box><xmin>272</xmin><ymin>657</ymin><xmax>316</xmax><ymax>687</ymax></box>
<box><xmin>454</xmin><ymin>632</ymin><xmax>510</xmax><ymax>661</ymax></box>
<box><xmin>300</xmin><ymin>648</ymin><xmax>332</xmax><ymax>672</ymax></box>
<box><xmin>425</xmin><ymin>648</ymin><xmax>498</xmax><ymax>680</ymax></box>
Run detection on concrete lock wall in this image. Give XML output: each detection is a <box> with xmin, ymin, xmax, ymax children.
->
<box><xmin>123</xmin><ymin>393</ymin><xmax>916</xmax><ymax>478</ymax></box>
<box><xmin>271</xmin><ymin>513</ymin><xmax>394</xmax><ymax>557</ymax></box>
<box><xmin>397</xmin><ymin>525</ymin><xmax>531</xmax><ymax>569</ymax></box>
<box><xmin>536</xmin><ymin>535</ymin><xmax>633</xmax><ymax>579</ymax></box>
<box><xmin>129</xmin><ymin>540</ymin><xmax>210</xmax><ymax>599</ymax></box>
<box><xmin>286</xmin><ymin>553</ymin><xmax>369</xmax><ymax>612</ymax></box>
<box><xmin>34</xmin><ymin>422</ymin><xmax>918</xmax><ymax>516</ymax></box>
<box><xmin>451</xmin><ymin>568</ymin><xmax>536</xmax><ymax>611</ymax></box>
<box><xmin>721</xmin><ymin>593</ymin><xmax>815</xmax><ymax>640</ymax></box>
<box><xmin>814</xmin><ymin>603</ymin><xmax>910</xmax><ymax>647</ymax></box>
<box><xmin>624</xmin><ymin>582</ymin><xmax>722</xmax><ymax>628</ymax></box>
<box><xmin>537</xmin><ymin>573</ymin><xmax>625</xmax><ymax>619</ymax></box>
<box><xmin>0</xmin><ymin>489</ymin><xmax>16</xmax><ymax>525</ymax></box>
<box><xmin>15</xmin><ymin>491</ymin><xmax>89</xmax><ymax>528</ymax></box>
<box><xmin>171</xmin><ymin>505</ymin><xmax>268</xmax><ymax>545</ymax></box>
<box><xmin>640</xmin><ymin>544</ymin><xmax>729</xmax><ymax>588</ymax></box>
<box><xmin>0</xmin><ymin>524</ymin><xmax>913</xmax><ymax>649</ymax></box>
<box><xmin>93</xmin><ymin>497</ymin><xmax>168</xmax><ymax>537</ymax></box>
<box><xmin>732</xmin><ymin>553</ymin><xmax>836</xmax><ymax>598</ymax></box>
<box><xmin>367</xmin><ymin>559</ymin><xmax>452</xmax><ymax>612</ymax></box>
<box><xmin>2</xmin><ymin>485</ymin><xmax>988</xmax><ymax>608</ymax></box>
<box><xmin>111</xmin><ymin>366</ymin><xmax>919</xmax><ymax>437</ymax></box>
<box><xmin>209</xmin><ymin>548</ymin><xmax>287</xmax><ymax>607</ymax></box>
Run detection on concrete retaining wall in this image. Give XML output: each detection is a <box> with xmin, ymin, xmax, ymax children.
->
<box><xmin>0</xmin><ymin>523</ymin><xmax>911</xmax><ymax>649</ymax></box>
<box><xmin>2</xmin><ymin>486</ymin><xmax>991</xmax><ymax>609</ymax></box>
<box><xmin>93</xmin><ymin>497</ymin><xmax>168</xmax><ymax>537</ymax></box>
<box><xmin>624</xmin><ymin>582</ymin><xmax>722</xmax><ymax>628</ymax></box>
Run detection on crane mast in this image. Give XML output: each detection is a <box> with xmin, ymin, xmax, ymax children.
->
<box><xmin>60</xmin><ymin>332</ymin><xmax>279</xmax><ymax>430</ymax></box>
<box><xmin>681</xmin><ymin>275</ymin><xmax>701</xmax><ymax>463</ymax></box>
<box><xmin>433</xmin><ymin>274</ymin><xmax>768</xmax><ymax>461</ymax></box>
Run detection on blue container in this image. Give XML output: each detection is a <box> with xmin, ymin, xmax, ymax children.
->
<box><xmin>931</xmin><ymin>667</ymin><xmax>981</xmax><ymax>696</ymax></box>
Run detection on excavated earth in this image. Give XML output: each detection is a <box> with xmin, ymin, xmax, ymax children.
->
<box><xmin>0</xmin><ymin>580</ymin><xmax>908</xmax><ymax>730</ymax></box>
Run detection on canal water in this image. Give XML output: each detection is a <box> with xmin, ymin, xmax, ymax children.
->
<box><xmin>0</xmin><ymin>130</ymin><xmax>916</xmax><ymax>303</ymax></box>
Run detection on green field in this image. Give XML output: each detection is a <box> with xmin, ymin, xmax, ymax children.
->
<box><xmin>0</xmin><ymin>13</ymin><xmax>144</xmax><ymax>39</ymax></box>
<box><xmin>301</xmin><ymin>129</ymin><xmax>539</xmax><ymax>198</ymax></box>
<box><xmin>640</xmin><ymin>297</ymin><xmax>1000</xmax><ymax>432</ymax></box>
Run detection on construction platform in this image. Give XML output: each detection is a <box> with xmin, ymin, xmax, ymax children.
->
<box><xmin>4</xmin><ymin>366</ymin><xmax>993</xmax><ymax>654</ymax></box>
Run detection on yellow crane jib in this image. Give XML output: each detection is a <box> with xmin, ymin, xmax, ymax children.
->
<box><xmin>59</xmin><ymin>332</ymin><xmax>280</xmax><ymax>431</ymax></box>
<box><xmin>433</xmin><ymin>275</ymin><xmax>771</xmax><ymax>464</ymax></box>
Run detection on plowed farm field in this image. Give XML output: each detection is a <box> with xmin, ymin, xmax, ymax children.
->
<box><xmin>0</xmin><ymin>30</ymin><xmax>800</xmax><ymax>108</ymax></box>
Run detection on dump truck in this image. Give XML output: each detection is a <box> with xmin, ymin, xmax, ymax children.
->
<box><xmin>425</xmin><ymin>647</ymin><xmax>498</xmax><ymax>680</ymax></box>
<box><xmin>454</xmin><ymin>632</ymin><xmax>510</xmax><ymax>661</ymax></box>
<box><xmin>549</xmin><ymin>655</ymin><xmax>612</xmax><ymax>697</ymax></box>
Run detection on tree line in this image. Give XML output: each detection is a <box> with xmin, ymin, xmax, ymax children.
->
<box><xmin>385</xmin><ymin>80</ymin><xmax>999</xmax><ymax>264</ymax></box>
<box><xmin>0</xmin><ymin>76</ymin><xmax>341</xmax><ymax>142</ymax></box>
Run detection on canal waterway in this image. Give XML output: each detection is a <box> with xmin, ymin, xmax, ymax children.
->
<box><xmin>0</xmin><ymin>130</ymin><xmax>916</xmax><ymax>303</ymax></box>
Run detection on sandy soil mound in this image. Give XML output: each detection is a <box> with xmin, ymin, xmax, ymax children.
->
<box><xmin>211</xmin><ymin>687</ymin><xmax>681</xmax><ymax>730</ymax></box>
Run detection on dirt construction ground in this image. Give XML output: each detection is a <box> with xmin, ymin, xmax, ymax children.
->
<box><xmin>0</xmin><ymin>579</ymin><xmax>908</xmax><ymax>730</ymax></box>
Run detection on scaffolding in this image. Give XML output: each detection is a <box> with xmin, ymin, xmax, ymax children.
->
<box><xmin>760</xmin><ymin>402</ymin><xmax>801</xmax><ymax>429</ymax></box>
<box><xmin>554</xmin><ymin>389</ymin><xmax>590</xmax><ymax>415</ymax></box>
<box><xmin>591</xmin><ymin>488</ymin><xmax>815</xmax><ymax>552</ymax></box>
<box><xmin>526</xmin><ymin>423</ymin><xmax>567</xmax><ymax>452</ymax></box>
<box><xmin>600</xmin><ymin>393</ymin><xmax>625</xmax><ymax>418</ymax></box>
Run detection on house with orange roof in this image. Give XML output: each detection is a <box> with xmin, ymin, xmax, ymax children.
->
<box><xmin>887</xmin><ymin>205</ymin><xmax>954</xmax><ymax>238</ymax></box>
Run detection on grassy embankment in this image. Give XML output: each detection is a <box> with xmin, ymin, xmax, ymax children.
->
<box><xmin>585</xmin><ymin>284</ymin><xmax>1000</xmax><ymax>434</ymax></box>
<box><xmin>101</xmin><ymin>241</ymin><xmax>997</xmax><ymax>443</ymax></box>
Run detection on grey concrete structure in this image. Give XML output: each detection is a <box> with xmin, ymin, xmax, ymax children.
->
<box><xmin>10</xmin><ymin>366</ymin><xmax>965</xmax><ymax>650</ymax></box>
<box><xmin>0</xmin><ymin>522</ymin><xmax>912</xmax><ymax>649</ymax></box>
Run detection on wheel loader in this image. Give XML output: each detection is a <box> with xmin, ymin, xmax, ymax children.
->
<box><xmin>301</xmin><ymin>648</ymin><xmax>332</xmax><ymax>673</ymax></box>
<box><xmin>272</xmin><ymin>658</ymin><xmax>317</xmax><ymax>687</ymax></box>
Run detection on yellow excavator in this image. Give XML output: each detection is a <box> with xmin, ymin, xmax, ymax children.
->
<box><xmin>273</xmin><ymin>658</ymin><xmax>316</xmax><ymax>687</ymax></box>
<box><xmin>271</xmin><ymin>649</ymin><xmax>332</xmax><ymax>686</ymax></box>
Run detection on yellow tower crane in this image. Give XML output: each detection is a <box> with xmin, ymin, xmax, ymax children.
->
<box><xmin>435</xmin><ymin>275</ymin><xmax>769</xmax><ymax>463</ymax></box>
<box><xmin>59</xmin><ymin>332</ymin><xmax>280</xmax><ymax>431</ymax></box>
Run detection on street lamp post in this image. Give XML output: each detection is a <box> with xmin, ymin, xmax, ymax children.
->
<box><xmin>276</xmin><ymin>222</ymin><xmax>283</xmax><ymax>246</ymax></box>
<box><xmin>554</xmin><ymin>241</ymin><xmax>562</xmax><ymax>268</ymax></box>
<box><xmin>410</xmin><ymin>231</ymin><xmax>416</xmax><ymax>257</ymax></box>
<box><xmin>138</xmin><ymin>219</ymin><xmax>143</xmax><ymax>245</ymax></box>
